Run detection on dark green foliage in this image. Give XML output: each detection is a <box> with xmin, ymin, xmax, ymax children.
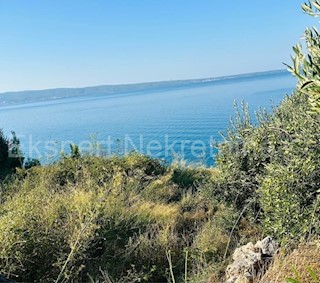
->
<box><xmin>70</xmin><ymin>143</ymin><xmax>81</xmax><ymax>159</ymax></box>
<box><xmin>171</xmin><ymin>166</ymin><xmax>211</xmax><ymax>190</ymax></box>
<box><xmin>0</xmin><ymin>130</ymin><xmax>23</xmax><ymax>180</ymax></box>
<box><xmin>24</xmin><ymin>158</ymin><xmax>41</xmax><ymax>169</ymax></box>
<box><xmin>0</xmin><ymin>130</ymin><xmax>8</xmax><ymax>169</ymax></box>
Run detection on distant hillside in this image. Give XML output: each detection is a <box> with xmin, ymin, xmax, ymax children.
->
<box><xmin>0</xmin><ymin>69</ymin><xmax>289</xmax><ymax>107</ymax></box>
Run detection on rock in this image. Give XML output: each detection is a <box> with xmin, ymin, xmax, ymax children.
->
<box><xmin>255</xmin><ymin>236</ymin><xmax>279</xmax><ymax>256</ymax></box>
<box><xmin>226</xmin><ymin>277</ymin><xmax>237</xmax><ymax>283</ymax></box>
<box><xmin>225</xmin><ymin>237</ymin><xmax>279</xmax><ymax>283</ymax></box>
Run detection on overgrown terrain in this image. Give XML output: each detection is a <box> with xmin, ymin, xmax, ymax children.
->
<box><xmin>2</xmin><ymin>1</ymin><xmax>320</xmax><ymax>283</ymax></box>
<box><xmin>0</xmin><ymin>153</ymin><xmax>258</xmax><ymax>282</ymax></box>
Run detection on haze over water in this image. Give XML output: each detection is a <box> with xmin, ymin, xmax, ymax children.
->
<box><xmin>0</xmin><ymin>71</ymin><xmax>296</xmax><ymax>166</ymax></box>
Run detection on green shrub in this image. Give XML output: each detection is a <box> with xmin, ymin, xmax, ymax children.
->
<box><xmin>257</xmin><ymin>93</ymin><xmax>320</xmax><ymax>241</ymax></box>
<box><xmin>214</xmin><ymin>91</ymin><xmax>320</xmax><ymax>241</ymax></box>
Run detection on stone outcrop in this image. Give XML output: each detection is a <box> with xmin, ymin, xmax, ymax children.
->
<box><xmin>225</xmin><ymin>236</ymin><xmax>279</xmax><ymax>283</ymax></box>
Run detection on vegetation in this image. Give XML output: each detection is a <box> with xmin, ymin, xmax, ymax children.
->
<box><xmin>0</xmin><ymin>154</ymin><xmax>256</xmax><ymax>282</ymax></box>
<box><xmin>261</xmin><ymin>242</ymin><xmax>320</xmax><ymax>283</ymax></box>
<box><xmin>1</xmin><ymin>1</ymin><xmax>320</xmax><ymax>282</ymax></box>
<box><xmin>0</xmin><ymin>131</ymin><xmax>23</xmax><ymax>180</ymax></box>
<box><xmin>215</xmin><ymin>92</ymin><xmax>320</xmax><ymax>242</ymax></box>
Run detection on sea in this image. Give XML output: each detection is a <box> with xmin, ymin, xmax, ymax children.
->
<box><xmin>0</xmin><ymin>71</ymin><xmax>296</xmax><ymax>166</ymax></box>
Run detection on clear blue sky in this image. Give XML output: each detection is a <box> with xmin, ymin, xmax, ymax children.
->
<box><xmin>0</xmin><ymin>0</ymin><xmax>315</xmax><ymax>92</ymax></box>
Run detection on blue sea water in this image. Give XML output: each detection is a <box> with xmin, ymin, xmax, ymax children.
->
<box><xmin>0</xmin><ymin>71</ymin><xmax>296</xmax><ymax>166</ymax></box>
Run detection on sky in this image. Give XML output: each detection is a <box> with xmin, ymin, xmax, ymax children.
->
<box><xmin>0</xmin><ymin>0</ymin><xmax>316</xmax><ymax>92</ymax></box>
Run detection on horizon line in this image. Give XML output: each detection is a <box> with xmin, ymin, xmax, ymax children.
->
<box><xmin>0</xmin><ymin>68</ymin><xmax>289</xmax><ymax>95</ymax></box>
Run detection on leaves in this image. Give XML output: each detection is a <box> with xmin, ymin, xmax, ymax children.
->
<box><xmin>289</xmin><ymin>2</ymin><xmax>320</xmax><ymax>112</ymax></box>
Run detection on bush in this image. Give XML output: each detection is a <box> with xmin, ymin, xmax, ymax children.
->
<box><xmin>257</xmin><ymin>96</ymin><xmax>320</xmax><ymax>240</ymax></box>
<box><xmin>214</xmin><ymin>89</ymin><xmax>320</xmax><ymax>242</ymax></box>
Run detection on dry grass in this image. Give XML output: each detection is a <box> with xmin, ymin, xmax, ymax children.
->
<box><xmin>260</xmin><ymin>241</ymin><xmax>320</xmax><ymax>283</ymax></box>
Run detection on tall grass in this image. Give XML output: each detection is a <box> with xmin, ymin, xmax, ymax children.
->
<box><xmin>0</xmin><ymin>153</ymin><xmax>253</xmax><ymax>282</ymax></box>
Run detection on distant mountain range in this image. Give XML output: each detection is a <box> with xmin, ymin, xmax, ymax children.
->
<box><xmin>0</xmin><ymin>69</ymin><xmax>290</xmax><ymax>107</ymax></box>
